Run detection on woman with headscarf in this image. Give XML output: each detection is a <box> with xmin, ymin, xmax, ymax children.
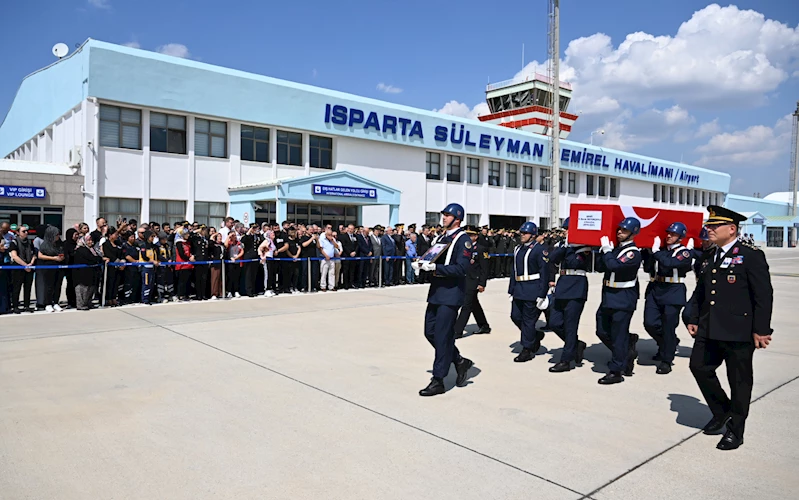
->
<box><xmin>258</xmin><ymin>229</ymin><xmax>277</xmax><ymax>297</ymax></box>
<box><xmin>174</xmin><ymin>227</ymin><xmax>195</xmax><ymax>301</ymax></box>
<box><xmin>73</xmin><ymin>233</ymin><xmax>102</xmax><ymax>310</ymax></box>
<box><xmin>63</xmin><ymin>228</ymin><xmax>79</xmax><ymax>309</ymax></box>
<box><xmin>36</xmin><ymin>226</ymin><xmax>65</xmax><ymax>312</ymax></box>
<box><xmin>101</xmin><ymin>226</ymin><xmax>124</xmax><ymax>307</ymax></box>
<box><xmin>209</xmin><ymin>232</ymin><xmax>224</xmax><ymax>299</ymax></box>
<box><xmin>33</xmin><ymin>224</ymin><xmax>48</xmax><ymax>310</ymax></box>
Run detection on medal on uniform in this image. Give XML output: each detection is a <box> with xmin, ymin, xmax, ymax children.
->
<box><xmin>727</xmin><ymin>275</ymin><xmax>736</xmax><ymax>283</ymax></box>
<box><xmin>720</xmin><ymin>257</ymin><xmax>732</xmax><ymax>268</ymax></box>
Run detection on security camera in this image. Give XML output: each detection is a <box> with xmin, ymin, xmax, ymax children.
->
<box><xmin>253</xmin><ymin>203</ymin><xmax>263</xmax><ymax>211</ymax></box>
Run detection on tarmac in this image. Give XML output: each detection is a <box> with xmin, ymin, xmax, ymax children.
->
<box><xmin>1</xmin><ymin>247</ymin><xmax>798</xmax><ymax>499</ymax></box>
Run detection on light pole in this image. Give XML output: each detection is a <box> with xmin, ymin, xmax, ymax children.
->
<box><xmin>590</xmin><ymin>129</ymin><xmax>605</xmax><ymax>145</ymax></box>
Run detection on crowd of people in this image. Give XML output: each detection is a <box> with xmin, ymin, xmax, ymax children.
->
<box><xmin>0</xmin><ymin>217</ymin><xmax>536</xmax><ymax>314</ymax></box>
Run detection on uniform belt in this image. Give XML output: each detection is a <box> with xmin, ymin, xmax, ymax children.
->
<box><xmin>650</xmin><ymin>276</ymin><xmax>685</xmax><ymax>284</ymax></box>
<box><xmin>604</xmin><ymin>279</ymin><xmax>637</xmax><ymax>289</ymax></box>
<box><xmin>515</xmin><ymin>273</ymin><xmax>541</xmax><ymax>282</ymax></box>
<box><xmin>559</xmin><ymin>269</ymin><xmax>586</xmax><ymax>276</ymax></box>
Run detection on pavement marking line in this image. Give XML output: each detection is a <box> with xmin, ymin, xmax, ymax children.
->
<box><xmin>578</xmin><ymin>372</ymin><xmax>799</xmax><ymax>500</ymax></box>
<box><xmin>0</xmin><ymin>324</ymin><xmax>153</xmax><ymax>343</ymax></box>
<box><xmin>116</xmin><ymin>308</ymin><xmax>589</xmax><ymax>498</ymax></box>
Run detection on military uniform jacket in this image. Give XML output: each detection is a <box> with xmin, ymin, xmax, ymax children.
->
<box><xmin>548</xmin><ymin>242</ymin><xmax>591</xmax><ymax>301</ymax></box>
<box><xmin>643</xmin><ymin>244</ymin><xmax>692</xmax><ymax>305</ymax></box>
<box><xmin>465</xmin><ymin>242</ymin><xmax>490</xmax><ymax>289</ymax></box>
<box><xmin>190</xmin><ymin>234</ymin><xmax>211</xmax><ymax>261</ymax></box>
<box><xmin>596</xmin><ymin>240</ymin><xmax>642</xmax><ymax>311</ymax></box>
<box><xmin>507</xmin><ymin>242</ymin><xmax>549</xmax><ymax>301</ymax></box>
<box><xmin>427</xmin><ymin>228</ymin><xmax>471</xmax><ymax>306</ymax></box>
<box><xmin>688</xmin><ymin>241</ymin><xmax>773</xmax><ymax>342</ymax></box>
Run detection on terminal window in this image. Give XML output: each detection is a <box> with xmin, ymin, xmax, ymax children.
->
<box><xmin>610</xmin><ymin>178</ymin><xmax>618</xmax><ymax>198</ymax></box>
<box><xmin>310</xmin><ymin>135</ymin><xmax>333</xmax><ymax>169</ymax></box>
<box><xmin>489</xmin><ymin>161</ymin><xmax>501</xmax><ymax>186</ymax></box>
<box><xmin>506</xmin><ymin>164</ymin><xmax>518</xmax><ymax>188</ymax></box>
<box><xmin>468</xmin><ymin>158</ymin><xmax>480</xmax><ymax>184</ymax></box>
<box><xmin>150</xmin><ymin>113</ymin><xmax>186</xmax><ymax>155</ymax></box>
<box><xmin>587</xmin><ymin>175</ymin><xmax>595</xmax><ymax>196</ymax></box>
<box><xmin>425</xmin><ymin>212</ymin><xmax>440</xmax><ymax>226</ymax></box>
<box><xmin>523</xmin><ymin>166</ymin><xmax>533</xmax><ymax>189</ymax></box>
<box><xmin>426</xmin><ymin>152</ymin><xmax>441</xmax><ymax>180</ymax></box>
<box><xmin>467</xmin><ymin>214</ymin><xmax>480</xmax><ymax>226</ymax></box>
<box><xmin>241</xmin><ymin>125</ymin><xmax>270</xmax><ymax>163</ymax></box>
<box><xmin>568</xmin><ymin>172</ymin><xmax>577</xmax><ymax>194</ymax></box>
<box><xmin>99</xmin><ymin>105</ymin><xmax>141</xmax><ymax>150</ymax></box>
<box><xmin>447</xmin><ymin>155</ymin><xmax>462</xmax><ymax>182</ymax></box>
<box><xmin>100</xmin><ymin>197</ymin><xmax>141</xmax><ymax>225</ymax></box>
<box><xmin>194</xmin><ymin>202</ymin><xmax>227</xmax><ymax>229</ymax></box>
<box><xmin>150</xmin><ymin>199</ymin><xmax>186</xmax><ymax>226</ymax></box>
<box><xmin>277</xmin><ymin>130</ymin><xmax>302</xmax><ymax>166</ymax></box>
<box><xmin>195</xmin><ymin>119</ymin><xmax>227</xmax><ymax>158</ymax></box>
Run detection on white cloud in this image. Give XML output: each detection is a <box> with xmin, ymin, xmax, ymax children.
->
<box><xmin>696</xmin><ymin>119</ymin><xmax>721</xmax><ymax>138</ymax></box>
<box><xmin>312</xmin><ymin>68</ymin><xmax>318</xmax><ymax>79</ymax></box>
<box><xmin>156</xmin><ymin>43</ymin><xmax>191</xmax><ymax>59</ymax></box>
<box><xmin>432</xmin><ymin>101</ymin><xmax>490</xmax><ymax>120</ymax></box>
<box><xmin>592</xmin><ymin>105</ymin><xmax>695</xmax><ymax>150</ymax></box>
<box><xmin>88</xmin><ymin>0</ymin><xmax>110</xmax><ymax>8</ymax></box>
<box><xmin>695</xmin><ymin>114</ymin><xmax>792</xmax><ymax>167</ymax></box>
<box><xmin>376</xmin><ymin>83</ymin><xmax>403</xmax><ymax>94</ymax></box>
<box><xmin>122</xmin><ymin>41</ymin><xmax>141</xmax><ymax>49</ymax></box>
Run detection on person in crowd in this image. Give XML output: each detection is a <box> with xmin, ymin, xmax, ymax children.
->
<box><xmin>241</xmin><ymin>223</ymin><xmax>263</xmax><ymax>297</ymax></box>
<box><xmin>8</xmin><ymin>224</ymin><xmax>36</xmax><ymax>314</ymax></box>
<box><xmin>258</xmin><ymin>229</ymin><xmax>277</xmax><ymax>297</ymax></box>
<box><xmin>155</xmin><ymin>225</ymin><xmax>175</xmax><ymax>303</ymax></box>
<box><xmin>318</xmin><ymin>224</ymin><xmax>338</xmax><ymax>291</ymax></box>
<box><xmin>0</xmin><ymin>221</ymin><xmax>12</xmax><ymax>315</ymax></box>
<box><xmin>33</xmin><ymin>225</ymin><xmax>64</xmax><ymax>313</ymax></box>
<box><xmin>73</xmin><ymin>234</ymin><xmax>102</xmax><ymax>311</ymax></box>
<box><xmin>175</xmin><ymin>227</ymin><xmax>195</xmax><ymax>301</ymax></box>
<box><xmin>369</xmin><ymin>225</ymin><xmax>383</xmax><ymax>286</ymax></box>
<box><xmin>32</xmin><ymin>224</ymin><xmax>49</xmax><ymax>310</ymax></box>
<box><xmin>139</xmin><ymin>230</ymin><xmax>160</xmax><ymax>304</ymax></box>
<box><xmin>381</xmin><ymin>226</ymin><xmax>396</xmax><ymax>286</ymax></box>
<box><xmin>356</xmin><ymin>226</ymin><xmax>372</xmax><ymax>288</ymax></box>
<box><xmin>298</xmin><ymin>226</ymin><xmax>318</xmax><ymax>292</ymax></box>
<box><xmin>331</xmin><ymin>230</ymin><xmax>343</xmax><ymax>290</ymax></box>
<box><xmin>453</xmin><ymin>225</ymin><xmax>491</xmax><ymax>339</ymax></box>
<box><xmin>392</xmin><ymin>223</ymin><xmax>406</xmax><ymax>285</ymax></box>
<box><xmin>192</xmin><ymin>226</ymin><xmax>212</xmax><ymax>300</ymax></box>
<box><xmin>285</xmin><ymin>226</ymin><xmax>301</xmax><ymax>292</ymax></box>
<box><xmin>122</xmin><ymin>231</ymin><xmax>141</xmax><ymax>304</ymax></box>
<box><xmin>225</xmin><ymin>229</ymin><xmax>243</xmax><ymax>298</ymax></box>
<box><xmin>209</xmin><ymin>232</ymin><xmax>225</xmax><ymax>300</ymax></box>
<box><xmin>101</xmin><ymin>226</ymin><xmax>124</xmax><ymax>307</ymax></box>
<box><xmin>415</xmin><ymin>225</ymin><xmax>431</xmax><ymax>284</ymax></box>
<box><xmin>338</xmin><ymin>224</ymin><xmax>358</xmax><ymax>290</ymax></box>
<box><xmin>405</xmin><ymin>232</ymin><xmax>418</xmax><ymax>284</ymax></box>
<box><xmin>62</xmin><ymin>228</ymin><xmax>79</xmax><ymax>309</ymax></box>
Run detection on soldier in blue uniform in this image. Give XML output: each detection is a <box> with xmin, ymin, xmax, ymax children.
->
<box><xmin>642</xmin><ymin>222</ymin><xmax>693</xmax><ymax>374</ymax></box>
<box><xmin>546</xmin><ymin>217</ymin><xmax>590</xmax><ymax>372</ymax></box>
<box><xmin>508</xmin><ymin>221</ymin><xmax>550</xmax><ymax>363</ymax></box>
<box><xmin>596</xmin><ymin>217</ymin><xmax>642</xmax><ymax>385</ymax></box>
<box><xmin>681</xmin><ymin>227</ymin><xmax>715</xmax><ymax>328</ymax></box>
<box><xmin>414</xmin><ymin>203</ymin><xmax>474</xmax><ymax>397</ymax></box>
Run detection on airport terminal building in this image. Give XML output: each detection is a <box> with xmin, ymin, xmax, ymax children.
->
<box><xmin>0</xmin><ymin>39</ymin><xmax>731</xmax><ymax>232</ymax></box>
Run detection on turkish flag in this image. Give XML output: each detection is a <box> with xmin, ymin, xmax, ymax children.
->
<box><xmin>568</xmin><ymin>204</ymin><xmax>705</xmax><ymax>247</ymax></box>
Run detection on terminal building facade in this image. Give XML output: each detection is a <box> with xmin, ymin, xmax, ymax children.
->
<box><xmin>1</xmin><ymin>40</ymin><xmax>731</xmax><ymax>234</ymax></box>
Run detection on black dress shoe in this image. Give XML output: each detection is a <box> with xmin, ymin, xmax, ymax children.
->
<box><xmin>598</xmin><ymin>372</ymin><xmax>624</xmax><ymax>385</ymax></box>
<box><xmin>532</xmin><ymin>330</ymin><xmax>545</xmax><ymax>353</ymax></box>
<box><xmin>514</xmin><ymin>348</ymin><xmax>535</xmax><ymax>363</ymax></box>
<box><xmin>576</xmin><ymin>341</ymin><xmax>586</xmax><ymax>364</ymax></box>
<box><xmin>455</xmin><ymin>331</ymin><xmax>464</xmax><ymax>339</ymax></box>
<box><xmin>455</xmin><ymin>358</ymin><xmax>473</xmax><ymax>386</ymax></box>
<box><xmin>624</xmin><ymin>351</ymin><xmax>637</xmax><ymax>377</ymax></box>
<box><xmin>656</xmin><ymin>362</ymin><xmax>672</xmax><ymax>374</ymax></box>
<box><xmin>549</xmin><ymin>361</ymin><xmax>572</xmax><ymax>373</ymax></box>
<box><xmin>717</xmin><ymin>430</ymin><xmax>743</xmax><ymax>450</ymax></box>
<box><xmin>702</xmin><ymin>414</ymin><xmax>731</xmax><ymax>435</ymax></box>
<box><xmin>419</xmin><ymin>378</ymin><xmax>445</xmax><ymax>397</ymax></box>
<box><xmin>475</xmin><ymin>325</ymin><xmax>492</xmax><ymax>334</ymax></box>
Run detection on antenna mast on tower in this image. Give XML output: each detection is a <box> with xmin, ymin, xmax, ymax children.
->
<box><xmin>790</xmin><ymin>101</ymin><xmax>799</xmax><ymax>217</ymax></box>
<box><xmin>546</xmin><ymin>0</ymin><xmax>561</xmax><ymax>227</ymax></box>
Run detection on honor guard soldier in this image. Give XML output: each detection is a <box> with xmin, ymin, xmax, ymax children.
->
<box><xmin>596</xmin><ymin>217</ymin><xmax>642</xmax><ymax>385</ymax></box>
<box><xmin>687</xmin><ymin>206</ymin><xmax>773</xmax><ymax>451</ymax></box>
<box><xmin>642</xmin><ymin>222</ymin><xmax>693</xmax><ymax>375</ymax></box>
<box><xmin>454</xmin><ymin>225</ymin><xmax>491</xmax><ymax>339</ymax></box>
<box><xmin>546</xmin><ymin>217</ymin><xmax>590</xmax><ymax>372</ymax></box>
<box><xmin>681</xmin><ymin>227</ymin><xmax>715</xmax><ymax>328</ymax></box>
<box><xmin>413</xmin><ymin>203</ymin><xmax>474</xmax><ymax>397</ymax></box>
<box><xmin>508</xmin><ymin>221</ymin><xmax>550</xmax><ymax>363</ymax></box>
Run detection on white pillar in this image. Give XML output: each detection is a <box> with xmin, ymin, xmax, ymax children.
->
<box><xmin>229</xmin><ymin>122</ymin><xmax>242</xmax><ymax>186</ymax></box>
<box><xmin>187</xmin><ymin>116</ymin><xmax>196</xmax><ymax>222</ymax></box>
<box><xmin>141</xmin><ymin>109</ymin><xmax>151</xmax><ymax>223</ymax></box>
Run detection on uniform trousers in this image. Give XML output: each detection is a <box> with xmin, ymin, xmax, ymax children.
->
<box><xmin>453</xmin><ymin>287</ymin><xmax>488</xmax><ymax>334</ymax></box>
<box><xmin>140</xmin><ymin>266</ymin><xmax>156</xmax><ymax>304</ymax></box>
<box><xmin>511</xmin><ymin>298</ymin><xmax>543</xmax><ymax>350</ymax></box>
<box><xmin>424</xmin><ymin>303</ymin><xmax>462</xmax><ymax>380</ymax></box>
<box><xmin>11</xmin><ymin>270</ymin><xmax>34</xmax><ymax>311</ymax></box>
<box><xmin>690</xmin><ymin>336</ymin><xmax>754</xmax><ymax>439</ymax></box>
<box><xmin>156</xmin><ymin>266</ymin><xmax>174</xmax><ymax>300</ymax></box>
<box><xmin>244</xmin><ymin>261</ymin><xmax>260</xmax><ymax>297</ymax></box>
<box><xmin>596</xmin><ymin>307</ymin><xmax>634</xmax><ymax>373</ymax></box>
<box><xmin>549</xmin><ymin>298</ymin><xmax>585</xmax><ymax>363</ymax></box>
<box><xmin>643</xmin><ymin>294</ymin><xmax>682</xmax><ymax>364</ymax></box>
<box><xmin>177</xmin><ymin>269</ymin><xmax>192</xmax><ymax>299</ymax></box>
<box><xmin>0</xmin><ymin>270</ymin><xmax>10</xmax><ymax>314</ymax></box>
<box><xmin>194</xmin><ymin>264</ymin><xmax>209</xmax><ymax>300</ymax></box>
<box><xmin>382</xmin><ymin>257</ymin><xmax>394</xmax><ymax>286</ymax></box>
<box><xmin>358</xmin><ymin>259</ymin><xmax>369</xmax><ymax>287</ymax></box>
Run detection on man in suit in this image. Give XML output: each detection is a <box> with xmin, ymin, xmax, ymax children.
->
<box><xmin>454</xmin><ymin>225</ymin><xmax>491</xmax><ymax>339</ymax></box>
<box><xmin>356</xmin><ymin>226</ymin><xmax>372</xmax><ymax>287</ymax></box>
<box><xmin>337</xmin><ymin>224</ymin><xmax>358</xmax><ymax>290</ymax></box>
<box><xmin>416</xmin><ymin>225</ymin><xmax>432</xmax><ymax>284</ymax></box>
<box><xmin>369</xmin><ymin>226</ymin><xmax>383</xmax><ymax>287</ymax></box>
<box><xmin>688</xmin><ymin>205</ymin><xmax>773</xmax><ymax>451</ymax></box>
<box><xmin>381</xmin><ymin>227</ymin><xmax>396</xmax><ymax>286</ymax></box>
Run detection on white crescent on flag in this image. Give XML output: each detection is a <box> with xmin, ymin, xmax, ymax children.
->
<box><xmin>621</xmin><ymin>206</ymin><xmax>660</xmax><ymax>228</ymax></box>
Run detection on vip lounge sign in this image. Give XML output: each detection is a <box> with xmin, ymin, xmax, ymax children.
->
<box><xmin>312</xmin><ymin>184</ymin><xmax>377</xmax><ymax>199</ymax></box>
<box><xmin>0</xmin><ymin>185</ymin><xmax>46</xmax><ymax>199</ymax></box>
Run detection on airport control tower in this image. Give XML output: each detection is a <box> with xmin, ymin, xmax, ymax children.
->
<box><xmin>478</xmin><ymin>72</ymin><xmax>578</xmax><ymax>139</ymax></box>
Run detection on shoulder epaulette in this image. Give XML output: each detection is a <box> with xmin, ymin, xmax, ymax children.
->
<box><xmin>740</xmin><ymin>241</ymin><xmax>762</xmax><ymax>252</ymax></box>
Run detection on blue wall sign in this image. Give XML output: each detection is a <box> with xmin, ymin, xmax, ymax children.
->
<box><xmin>312</xmin><ymin>184</ymin><xmax>377</xmax><ymax>199</ymax></box>
<box><xmin>0</xmin><ymin>185</ymin><xmax>46</xmax><ymax>199</ymax></box>
<box><xmin>752</xmin><ymin>217</ymin><xmax>765</xmax><ymax>224</ymax></box>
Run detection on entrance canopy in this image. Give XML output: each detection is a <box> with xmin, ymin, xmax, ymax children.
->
<box><xmin>227</xmin><ymin>170</ymin><xmax>402</xmax><ymax>227</ymax></box>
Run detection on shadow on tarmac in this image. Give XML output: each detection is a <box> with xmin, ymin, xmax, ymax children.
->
<box><xmin>668</xmin><ymin>393</ymin><xmax>711</xmax><ymax>430</ymax></box>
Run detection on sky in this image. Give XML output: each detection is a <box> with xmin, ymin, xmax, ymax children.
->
<box><xmin>1</xmin><ymin>0</ymin><xmax>797</xmax><ymax>197</ymax></box>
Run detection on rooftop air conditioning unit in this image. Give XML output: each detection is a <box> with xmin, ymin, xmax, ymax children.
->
<box><xmin>68</xmin><ymin>146</ymin><xmax>82</xmax><ymax>167</ymax></box>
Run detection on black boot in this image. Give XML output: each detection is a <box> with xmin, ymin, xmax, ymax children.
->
<box><xmin>455</xmin><ymin>358</ymin><xmax>473</xmax><ymax>386</ymax></box>
<box><xmin>598</xmin><ymin>372</ymin><xmax>624</xmax><ymax>385</ymax></box>
<box><xmin>656</xmin><ymin>361</ymin><xmax>672</xmax><ymax>374</ymax></box>
<box><xmin>575</xmin><ymin>340</ymin><xmax>586</xmax><ymax>364</ymax></box>
<box><xmin>514</xmin><ymin>348</ymin><xmax>535</xmax><ymax>363</ymax></box>
<box><xmin>419</xmin><ymin>377</ymin><xmax>445</xmax><ymax>397</ymax></box>
<box><xmin>549</xmin><ymin>361</ymin><xmax>572</xmax><ymax>373</ymax></box>
<box><xmin>475</xmin><ymin>325</ymin><xmax>491</xmax><ymax>334</ymax></box>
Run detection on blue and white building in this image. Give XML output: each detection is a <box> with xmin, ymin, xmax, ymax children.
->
<box><xmin>1</xmin><ymin>39</ymin><xmax>731</xmax><ymax>233</ymax></box>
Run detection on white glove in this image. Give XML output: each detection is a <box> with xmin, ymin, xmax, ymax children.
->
<box><xmin>411</xmin><ymin>260</ymin><xmax>421</xmax><ymax>271</ymax></box>
<box><xmin>508</xmin><ymin>294</ymin><xmax>514</xmax><ymax>302</ymax></box>
<box><xmin>686</xmin><ymin>238</ymin><xmax>695</xmax><ymax>250</ymax></box>
<box><xmin>600</xmin><ymin>236</ymin><xmax>614</xmax><ymax>254</ymax></box>
<box><xmin>536</xmin><ymin>297</ymin><xmax>548</xmax><ymax>310</ymax></box>
<box><xmin>652</xmin><ymin>236</ymin><xmax>661</xmax><ymax>253</ymax></box>
<box><xmin>421</xmin><ymin>261</ymin><xmax>436</xmax><ymax>272</ymax></box>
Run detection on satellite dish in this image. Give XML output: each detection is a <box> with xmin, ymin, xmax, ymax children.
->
<box><xmin>52</xmin><ymin>43</ymin><xmax>69</xmax><ymax>59</ymax></box>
